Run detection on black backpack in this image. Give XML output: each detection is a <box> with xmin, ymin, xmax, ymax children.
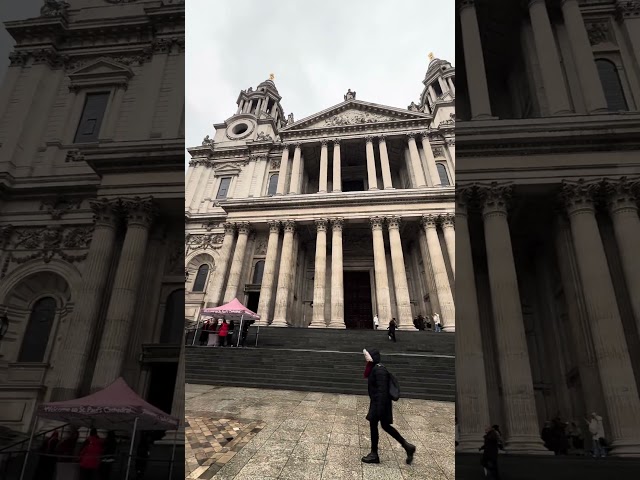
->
<box><xmin>377</xmin><ymin>364</ymin><xmax>400</xmax><ymax>401</ymax></box>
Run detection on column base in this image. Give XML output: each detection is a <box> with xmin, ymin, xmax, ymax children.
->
<box><xmin>318</xmin><ymin>190</ymin><xmax>327</xmax><ymax>194</ymax></box>
<box><xmin>471</xmin><ymin>114</ymin><xmax>499</xmax><ymax>120</ymax></box>
<box><xmin>327</xmin><ymin>321</ymin><xmax>346</xmax><ymax>329</ymax></box>
<box><xmin>368</xmin><ymin>187</ymin><xmax>379</xmax><ymax>191</ymax></box>
<box><xmin>332</xmin><ymin>190</ymin><xmax>341</xmax><ymax>193</ymax></box>
<box><xmin>588</xmin><ymin>107</ymin><xmax>610</xmax><ymax>115</ymax></box>
<box><xmin>506</xmin><ymin>436</ymin><xmax>552</xmax><ymax>455</ymax></box>
<box><xmin>269</xmin><ymin>319</ymin><xmax>288</xmax><ymax>327</ymax></box>
<box><xmin>308</xmin><ymin>321</ymin><xmax>327</xmax><ymax>328</ymax></box>
<box><xmin>384</xmin><ymin>187</ymin><xmax>395</xmax><ymax>190</ymax></box>
<box><xmin>609</xmin><ymin>438</ymin><xmax>640</xmax><ymax>457</ymax></box>
<box><xmin>275</xmin><ymin>192</ymin><xmax>284</xmax><ymax>196</ymax></box>
<box><xmin>443</xmin><ymin>325</ymin><xmax>456</xmax><ymax>332</ymax></box>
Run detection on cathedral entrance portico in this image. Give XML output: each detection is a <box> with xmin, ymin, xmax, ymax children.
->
<box><xmin>343</xmin><ymin>270</ymin><xmax>374</xmax><ymax>329</ymax></box>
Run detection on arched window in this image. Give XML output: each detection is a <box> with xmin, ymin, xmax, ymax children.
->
<box><xmin>437</xmin><ymin>163</ymin><xmax>450</xmax><ymax>186</ymax></box>
<box><xmin>253</xmin><ymin>260</ymin><xmax>265</xmax><ymax>284</ymax></box>
<box><xmin>192</xmin><ymin>264</ymin><xmax>209</xmax><ymax>292</ymax></box>
<box><xmin>160</xmin><ymin>289</ymin><xmax>185</xmax><ymax>344</ymax></box>
<box><xmin>18</xmin><ymin>297</ymin><xmax>57</xmax><ymax>363</ymax></box>
<box><xmin>267</xmin><ymin>174</ymin><xmax>279</xmax><ymax>196</ymax></box>
<box><xmin>596</xmin><ymin>59</ymin><xmax>628</xmax><ymax>111</ymax></box>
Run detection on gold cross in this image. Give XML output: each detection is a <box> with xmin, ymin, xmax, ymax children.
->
<box><xmin>269</xmin><ymin>73</ymin><xmax>275</xmax><ymax>80</ymax></box>
<box><xmin>428</xmin><ymin>52</ymin><xmax>434</xmax><ymax>61</ymax></box>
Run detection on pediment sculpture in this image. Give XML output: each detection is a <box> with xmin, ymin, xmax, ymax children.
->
<box><xmin>344</xmin><ymin>89</ymin><xmax>356</xmax><ymax>101</ymax></box>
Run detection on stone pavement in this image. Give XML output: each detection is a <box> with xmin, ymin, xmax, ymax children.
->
<box><xmin>186</xmin><ymin>384</ymin><xmax>454</xmax><ymax>479</ymax></box>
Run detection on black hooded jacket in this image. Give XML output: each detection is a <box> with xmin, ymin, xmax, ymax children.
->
<box><xmin>365</xmin><ymin>348</ymin><xmax>393</xmax><ymax>425</ymax></box>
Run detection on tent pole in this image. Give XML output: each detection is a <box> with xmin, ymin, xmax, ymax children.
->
<box><xmin>19</xmin><ymin>415</ymin><xmax>38</xmax><ymax>480</ymax></box>
<box><xmin>124</xmin><ymin>416</ymin><xmax>139</xmax><ymax>480</ymax></box>
<box><xmin>237</xmin><ymin>314</ymin><xmax>244</xmax><ymax>347</ymax></box>
<box><xmin>192</xmin><ymin>313</ymin><xmax>201</xmax><ymax>346</ymax></box>
<box><xmin>256</xmin><ymin>323</ymin><xmax>259</xmax><ymax>347</ymax></box>
<box><xmin>168</xmin><ymin>424</ymin><xmax>179</xmax><ymax>479</ymax></box>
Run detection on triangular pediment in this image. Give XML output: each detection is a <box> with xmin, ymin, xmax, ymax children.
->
<box><xmin>68</xmin><ymin>57</ymin><xmax>133</xmax><ymax>89</ymax></box>
<box><xmin>282</xmin><ymin>99</ymin><xmax>431</xmax><ymax>132</ymax></box>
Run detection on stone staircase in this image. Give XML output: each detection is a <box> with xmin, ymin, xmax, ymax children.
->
<box><xmin>185</xmin><ymin>328</ymin><xmax>455</xmax><ymax>402</ymax></box>
<box><xmin>456</xmin><ymin>452</ymin><xmax>640</xmax><ymax>479</ymax></box>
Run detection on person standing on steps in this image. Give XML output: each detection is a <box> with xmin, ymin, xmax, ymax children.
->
<box><xmin>388</xmin><ymin>318</ymin><xmax>397</xmax><ymax>342</ymax></box>
<box><xmin>361</xmin><ymin>348</ymin><xmax>416</xmax><ymax>465</ymax></box>
<box><xmin>433</xmin><ymin>312</ymin><xmax>441</xmax><ymax>332</ymax></box>
<box><xmin>218</xmin><ymin>319</ymin><xmax>229</xmax><ymax>347</ymax></box>
<box><xmin>373</xmin><ymin>314</ymin><xmax>379</xmax><ymax>330</ymax></box>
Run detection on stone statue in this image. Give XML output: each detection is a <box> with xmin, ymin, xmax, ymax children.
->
<box><xmin>41</xmin><ymin>0</ymin><xmax>69</xmax><ymax>17</ymax></box>
<box><xmin>202</xmin><ymin>135</ymin><xmax>212</xmax><ymax>145</ymax></box>
<box><xmin>256</xmin><ymin>132</ymin><xmax>273</xmax><ymax>141</ymax></box>
<box><xmin>247</xmin><ymin>87</ymin><xmax>253</xmax><ymax>92</ymax></box>
<box><xmin>344</xmin><ymin>89</ymin><xmax>356</xmax><ymax>101</ymax></box>
<box><xmin>408</xmin><ymin>101</ymin><xmax>419</xmax><ymax>111</ymax></box>
<box><xmin>287</xmin><ymin>113</ymin><xmax>295</xmax><ymax>125</ymax></box>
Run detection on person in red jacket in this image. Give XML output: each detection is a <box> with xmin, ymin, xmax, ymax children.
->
<box><xmin>78</xmin><ymin>428</ymin><xmax>104</xmax><ymax>479</ymax></box>
<box><xmin>218</xmin><ymin>319</ymin><xmax>229</xmax><ymax>347</ymax></box>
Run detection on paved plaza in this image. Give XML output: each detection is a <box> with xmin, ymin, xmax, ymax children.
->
<box><xmin>185</xmin><ymin>384</ymin><xmax>454</xmax><ymax>479</ymax></box>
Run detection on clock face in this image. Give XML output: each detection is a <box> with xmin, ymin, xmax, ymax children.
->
<box><xmin>226</xmin><ymin>119</ymin><xmax>255</xmax><ymax>140</ymax></box>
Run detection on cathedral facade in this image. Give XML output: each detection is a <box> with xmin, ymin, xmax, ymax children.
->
<box><xmin>185</xmin><ymin>60</ymin><xmax>456</xmax><ymax>333</ymax></box>
<box><xmin>0</xmin><ymin>0</ymin><xmax>185</xmax><ymax>436</ymax></box>
<box><xmin>455</xmin><ymin>0</ymin><xmax>640</xmax><ymax>456</ymax></box>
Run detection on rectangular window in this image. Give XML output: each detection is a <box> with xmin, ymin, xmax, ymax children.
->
<box><xmin>216</xmin><ymin>177</ymin><xmax>232</xmax><ymax>199</ymax></box>
<box><xmin>74</xmin><ymin>92</ymin><xmax>110</xmax><ymax>143</ymax></box>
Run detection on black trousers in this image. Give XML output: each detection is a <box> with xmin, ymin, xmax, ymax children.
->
<box><xmin>389</xmin><ymin>331</ymin><xmax>396</xmax><ymax>342</ymax></box>
<box><xmin>369</xmin><ymin>419</ymin><xmax>406</xmax><ymax>453</ymax></box>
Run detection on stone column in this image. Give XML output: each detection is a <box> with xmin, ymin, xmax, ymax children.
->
<box><xmin>407</xmin><ymin>133</ymin><xmax>427</xmax><ymax>188</ymax></box>
<box><xmin>370</xmin><ymin>217</ymin><xmax>392</xmax><ymax>322</ymax></box>
<box><xmin>329</xmin><ymin>218</ymin><xmax>345</xmax><ymax>328</ymax></box>
<box><xmin>52</xmin><ymin>199</ymin><xmax>119</xmax><ymax>400</ymax></box>
<box><xmin>272</xmin><ymin>220</ymin><xmax>296</xmax><ymax>327</ymax></box>
<box><xmin>455</xmin><ymin>186</ymin><xmax>490</xmax><ymax>451</ymax></box>
<box><xmin>223</xmin><ymin>222</ymin><xmax>251</xmax><ymax>303</ymax></box>
<box><xmin>421</xmin><ymin>215</ymin><xmax>456</xmax><ymax>330</ymax></box>
<box><xmin>204</xmin><ymin>223</ymin><xmax>236</xmax><ymax>307</ymax></box>
<box><xmin>479</xmin><ymin>184</ymin><xmax>547</xmax><ymax>453</ymax></box>
<box><xmin>440</xmin><ymin>213</ymin><xmax>455</xmax><ymax>277</ymax></box>
<box><xmin>560</xmin><ymin>0</ymin><xmax>608</xmax><ymax>113</ymax></box>
<box><xmin>419</xmin><ymin>132</ymin><xmax>441</xmax><ymax>187</ymax></box>
<box><xmin>562</xmin><ymin>180</ymin><xmax>640</xmax><ymax>455</ymax></box>
<box><xmin>378</xmin><ymin>135</ymin><xmax>393</xmax><ymax>189</ymax></box>
<box><xmin>604</xmin><ymin>178</ymin><xmax>640</xmax><ymax>345</ymax></box>
<box><xmin>365</xmin><ymin>136</ymin><xmax>378</xmax><ymax>190</ymax></box>
<box><xmin>257</xmin><ymin>221</ymin><xmax>281</xmax><ymax>326</ymax></box>
<box><xmin>447</xmin><ymin>77</ymin><xmax>456</xmax><ymax>95</ymax></box>
<box><xmin>310</xmin><ymin>219</ymin><xmax>328</xmax><ymax>328</ymax></box>
<box><xmin>616</xmin><ymin>2</ymin><xmax>640</xmax><ymax>87</ymax></box>
<box><xmin>319</xmin><ymin>140</ymin><xmax>328</xmax><ymax>193</ymax></box>
<box><xmin>458</xmin><ymin>0</ymin><xmax>493</xmax><ymax>119</ymax></box>
<box><xmin>386</xmin><ymin>216</ymin><xmax>413</xmax><ymax>328</ymax></box>
<box><xmin>528</xmin><ymin>0</ymin><xmax>572</xmax><ymax>115</ymax></box>
<box><xmin>91</xmin><ymin>197</ymin><xmax>155</xmax><ymax>390</ymax></box>
<box><xmin>288</xmin><ymin>143</ymin><xmax>302</xmax><ymax>194</ymax></box>
<box><xmin>332</xmin><ymin>138</ymin><xmax>342</xmax><ymax>192</ymax></box>
<box><xmin>276</xmin><ymin>144</ymin><xmax>290</xmax><ymax>195</ymax></box>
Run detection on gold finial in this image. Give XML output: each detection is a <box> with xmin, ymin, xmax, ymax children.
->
<box><xmin>269</xmin><ymin>73</ymin><xmax>275</xmax><ymax>80</ymax></box>
<box><xmin>428</xmin><ymin>52</ymin><xmax>434</xmax><ymax>61</ymax></box>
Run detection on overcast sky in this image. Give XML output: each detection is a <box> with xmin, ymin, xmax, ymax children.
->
<box><xmin>186</xmin><ymin>0</ymin><xmax>455</xmax><ymax>168</ymax></box>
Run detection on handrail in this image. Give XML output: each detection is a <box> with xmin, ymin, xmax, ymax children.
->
<box><xmin>0</xmin><ymin>424</ymin><xmax>70</xmax><ymax>453</ymax></box>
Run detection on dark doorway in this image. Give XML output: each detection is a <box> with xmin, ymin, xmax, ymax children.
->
<box><xmin>343</xmin><ymin>271</ymin><xmax>373</xmax><ymax>329</ymax></box>
<box><xmin>246</xmin><ymin>292</ymin><xmax>260</xmax><ymax>313</ymax></box>
<box><xmin>342</xmin><ymin>180</ymin><xmax>365</xmax><ymax>192</ymax></box>
<box><xmin>147</xmin><ymin>362</ymin><xmax>178</xmax><ymax>414</ymax></box>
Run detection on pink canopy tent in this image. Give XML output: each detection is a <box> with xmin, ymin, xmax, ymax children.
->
<box><xmin>20</xmin><ymin>378</ymin><xmax>179</xmax><ymax>480</ymax></box>
<box><xmin>200</xmin><ymin>298</ymin><xmax>260</xmax><ymax>320</ymax></box>
<box><xmin>198</xmin><ymin>298</ymin><xmax>260</xmax><ymax>347</ymax></box>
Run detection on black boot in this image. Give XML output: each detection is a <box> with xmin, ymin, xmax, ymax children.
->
<box><xmin>404</xmin><ymin>442</ymin><xmax>416</xmax><ymax>465</ymax></box>
<box><xmin>361</xmin><ymin>452</ymin><xmax>380</xmax><ymax>464</ymax></box>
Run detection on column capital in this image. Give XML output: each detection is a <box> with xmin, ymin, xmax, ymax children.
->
<box><xmin>477</xmin><ymin>182</ymin><xmax>513</xmax><ymax>216</ymax></box>
<box><xmin>525</xmin><ymin>0</ymin><xmax>545</xmax><ymax>8</ymax></box>
<box><xmin>439</xmin><ymin>213</ymin><xmax>455</xmax><ymax>228</ymax></box>
<box><xmin>320</xmin><ymin>139</ymin><xmax>329</xmax><ymax>146</ymax></box>
<box><xmin>365</xmin><ymin>135</ymin><xmax>374</xmax><ymax>144</ymax></box>
<box><xmin>282</xmin><ymin>142</ymin><xmax>292</xmax><ymax>150</ymax></box>
<box><xmin>456</xmin><ymin>185</ymin><xmax>477</xmax><ymax>214</ymax></box>
<box><xmin>267</xmin><ymin>220</ymin><xmax>281</xmax><ymax>233</ymax></box>
<box><xmin>315</xmin><ymin>218</ymin><xmax>329</xmax><ymax>232</ymax></box>
<box><xmin>122</xmin><ymin>197</ymin><xmax>155</xmax><ymax>227</ymax></box>
<box><xmin>421</xmin><ymin>214</ymin><xmax>438</xmax><ymax>229</ymax></box>
<box><xmin>223</xmin><ymin>222</ymin><xmax>236</xmax><ymax>235</ymax></box>
<box><xmin>560</xmin><ymin>179</ymin><xmax>599</xmax><ymax>215</ymax></box>
<box><xmin>387</xmin><ymin>215</ymin><xmax>401</xmax><ymax>230</ymax></box>
<box><xmin>405</xmin><ymin>132</ymin><xmax>417</xmax><ymax>140</ymax></box>
<box><xmin>369</xmin><ymin>216</ymin><xmax>385</xmax><ymax>231</ymax></box>
<box><xmin>292</xmin><ymin>142</ymin><xmax>301</xmax><ymax>149</ymax></box>
<box><xmin>282</xmin><ymin>219</ymin><xmax>296</xmax><ymax>233</ymax></box>
<box><xmin>458</xmin><ymin>0</ymin><xmax>476</xmax><ymax>11</ymax></box>
<box><xmin>418</xmin><ymin>130</ymin><xmax>430</xmax><ymax>141</ymax></box>
<box><xmin>89</xmin><ymin>198</ymin><xmax>119</xmax><ymax>227</ymax></box>
<box><xmin>602</xmin><ymin>177</ymin><xmax>640</xmax><ymax>214</ymax></box>
<box><xmin>377</xmin><ymin>134</ymin><xmax>386</xmax><ymax>143</ymax></box>
<box><xmin>331</xmin><ymin>218</ymin><xmax>344</xmax><ymax>231</ymax></box>
<box><xmin>616</xmin><ymin>0</ymin><xmax>640</xmax><ymax>20</ymax></box>
<box><xmin>235</xmin><ymin>222</ymin><xmax>252</xmax><ymax>235</ymax></box>
<box><xmin>332</xmin><ymin>138</ymin><xmax>341</xmax><ymax>145</ymax></box>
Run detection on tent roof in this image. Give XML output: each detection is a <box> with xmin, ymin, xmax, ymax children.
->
<box><xmin>200</xmin><ymin>298</ymin><xmax>260</xmax><ymax>320</ymax></box>
<box><xmin>37</xmin><ymin>378</ymin><xmax>179</xmax><ymax>430</ymax></box>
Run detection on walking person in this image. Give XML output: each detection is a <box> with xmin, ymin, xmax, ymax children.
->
<box><xmin>228</xmin><ymin>320</ymin><xmax>236</xmax><ymax>347</ymax></box>
<box><xmin>361</xmin><ymin>348</ymin><xmax>416</xmax><ymax>465</ymax></box>
<box><xmin>479</xmin><ymin>425</ymin><xmax>500</xmax><ymax>479</ymax></box>
<box><xmin>78</xmin><ymin>428</ymin><xmax>104</xmax><ymax>480</ymax></box>
<box><xmin>373</xmin><ymin>314</ymin><xmax>379</xmax><ymax>330</ymax></box>
<box><xmin>433</xmin><ymin>313</ymin><xmax>441</xmax><ymax>332</ymax></box>
<box><xmin>240</xmin><ymin>319</ymin><xmax>253</xmax><ymax>347</ymax></box>
<box><xmin>586</xmin><ymin>412</ymin><xmax>606</xmax><ymax>458</ymax></box>
<box><xmin>34</xmin><ymin>431</ymin><xmax>59</xmax><ymax>480</ymax></box>
<box><xmin>209</xmin><ymin>318</ymin><xmax>220</xmax><ymax>347</ymax></box>
<box><xmin>218</xmin><ymin>319</ymin><xmax>229</xmax><ymax>347</ymax></box>
<box><xmin>198</xmin><ymin>320</ymin><xmax>209</xmax><ymax>345</ymax></box>
<box><xmin>387</xmin><ymin>318</ymin><xmax>397</xmax><ymax>342</ymax></box>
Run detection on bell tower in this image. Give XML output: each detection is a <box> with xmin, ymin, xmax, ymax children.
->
<box><xmin>419</xmin><ymin>53</ymin><xmax>455</xmax><ymax>123</ymax></box>
<box><xmin>235</xmin><ymin>75</ymin><xmax>285</xmax><ymax>129</ymax></box>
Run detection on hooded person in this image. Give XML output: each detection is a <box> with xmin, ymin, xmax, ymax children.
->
<box><xmin>362</xmin><ymin>348</ymin><xmax>416</xmax><ymax>465</ymax></box>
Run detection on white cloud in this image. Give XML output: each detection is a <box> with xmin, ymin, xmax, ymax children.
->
<box><xmin>186</xmin><ymin>0</ymin><xmax>455</xmax><ymax>168</ymax></box>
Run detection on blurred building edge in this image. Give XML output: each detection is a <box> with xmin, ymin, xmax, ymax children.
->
<box><xmin>0</xmin><ymin>0</ymin><xmax>186</xmax><ymax>444</ymax></box>
<box><xmin>456</xmin><ymin>0</ymin><xmax>640</xmax><ymax>457</ymax></box>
